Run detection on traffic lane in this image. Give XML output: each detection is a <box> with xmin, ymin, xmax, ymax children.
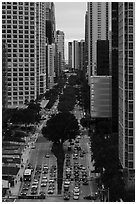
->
<box><xmin>64</xmin><ymin>142</ymin><xmax>92</xmax><ymax>201</ymax></box>
<box><xmin>80</xmin><ymin>135</ymin><xmax>98</xmax><ymax>196</ymax></box>
<box><xmin>25</xmin><ymin>137</ymin><xmax>57</xmax><ymax>196</ymax></box>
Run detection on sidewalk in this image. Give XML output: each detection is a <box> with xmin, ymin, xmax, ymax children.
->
<box><xmin>10</xmin><ymin>145</ymin><xmax>31</xmax><ymax>196</ymax></box>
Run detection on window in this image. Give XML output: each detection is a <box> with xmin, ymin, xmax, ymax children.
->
<box><xmin>129</xmin><ymin>43</ymin><xmax>133</xmax><ymax>49</ymax></box>
<box><xmin>129</xmin><ymin>35</ymin><xmax>133</xmax><ymax>41</ymax></box>
<box><xmin>129</xmin><ymin>113</ymin><xmax>133</xmax><ymax>120</ymax></box>
<box><xmin>129</xmin><ymin>59</ymin><xmax>133</xmax><ymax>65</ymax></box>
<box><xmin>128</xmin><ymin>161</ymin><xmax>133</xmax><ymax>169</ymax></box>
<box><xmin>129</xmin><ymin>121</ymin><xmax>133</xmax><ymax>128</ymax></box>
<box><xmin>129</xmin><ymin>137</ymin><xmax>133</xmax><ymax>144</ymax></box>
<box><xmin>129</xmin><ymin>19</ymin><xmax>133</xmax><ymax>25</ymax></box>
<box><xmin>129</xmin><ymin>3</ymin><xmax>133</xmax><ymax>9</ymax></box>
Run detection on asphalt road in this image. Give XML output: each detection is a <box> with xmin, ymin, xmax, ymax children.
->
<box><xmin>16</xmin><ymin>103</ymin><xmax>99</xmax><ymax>202</ymax></box>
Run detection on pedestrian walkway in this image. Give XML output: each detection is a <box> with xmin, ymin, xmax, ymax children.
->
<box><xmin>10</xmin><ymin>145</ymin><xmax>31</xmax><ymax>196</ymax></box>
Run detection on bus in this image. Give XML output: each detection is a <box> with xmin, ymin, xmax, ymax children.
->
<box><xmin>23</xmin><ymin>169</ymin><xmax>32</xmax><ymax>181</ymax></box>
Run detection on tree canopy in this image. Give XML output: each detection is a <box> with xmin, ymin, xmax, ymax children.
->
<box><xmin>42</xmin><ymin>112</ymin><xmax>79</xmax><ymax>144</ymax></box>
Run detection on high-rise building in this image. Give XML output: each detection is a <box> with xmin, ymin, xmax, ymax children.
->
<box><xmin>97</xmin><ymin>40</ymin><xmax>109</xmax><ymax>75</ymax></box>
<box><xmin>46</xmin><ymin>2</ymin><xmax>56</xmax><ymax>44</ymax></box>
<box><xmin>48</xmin><ymin>44</ymin><xmax>55</xmax><ymax>89</ymax></box>
<box><xmin>111</xmin><ymin>3</ymin><xmax>119</xmax><ymax>133</ymax></box>
<box><xmin>2</xmin><ymin>41</ymin><xmax>8</xmax><ymax>109</ymax></box>
<box><xmin>84</xmin><ymin>11</ymin><xmax>88</xmax><ymax>77</ymax></box>
<box><xmin>87</xmin><ymin>2</ymin><xmax>110</xmax><ymax>119</ymax></box>
<box><xmin>45</xmin><ymin>2</ymin><xmax>56</xmax><ymax>88</ymax></box>
<box><xmin>68</xmin><ymin>42</ymin><xmax>72</xmax><ymax>68</ymax></box>
<box><xmin>79</xmin><ymin>40</ymin><xmax>85</xmax><ymax>71</ymax></box>
<box><xmin>87</xmin><ymin>2</ymin><xmax>109</xmax><ymax>77</ymax></box>
<box><xmin>2</xmin><ymin>2</ymin><xmax>47</xmax><ymax>108</ymax></box>
<box><xmin>56</xmin><ymin>30</ymin><xmax>65</xmax><ymax>75</ymax></box>
<box><xmin>118</xmin><ymin>2</ymin><xmax>135</xmax><ymax>184</ymax></box>
<box><xmin>72</xmin><ymin>40</ymin><xmax>79</xmax><ymax>70</ymax></box>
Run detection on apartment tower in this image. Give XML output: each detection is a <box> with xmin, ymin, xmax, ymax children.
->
<box><xmin>2</xmin><ymin>2</ymin><xmax>47</xmax><ymax>108</ymax></box>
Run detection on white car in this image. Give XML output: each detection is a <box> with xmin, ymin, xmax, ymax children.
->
<box><xmin>41</xmin><ymin>182</ymin><xmax>47</xmax><ymax>187</ymax></box>
<box><xmin>49</xmin><ymin>179</ymin><xmax>54</xmax><ymax>183</ymax></box>
<box><xmin>64</xmin><ymin>180</ymin><xmax>70</xmax><ymax>185</ymax></box>
<box><xmin>73</xmin><ymin>186</ymin><xmax>80</xmax><ymax>193</ymax></box>
<box><xmin>73</xmin><ymin>195</ymin><xmax>79</xmax><ymax>200</ymax></box>
<box><xmin>73</xmin><ymin>191</ymin><xmax>80</xmax><ymax>196</ymax></box>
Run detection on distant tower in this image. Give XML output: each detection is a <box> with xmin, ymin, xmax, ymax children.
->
<box><xmin>72</xmin><ymin>40</ymin><xmax>79</xmax><ymax>70</ymax></box>
<box><xmin>68</xmin><ymin>42</ymin><xmax>72</xmax><ymax>68</ymax></box>
<box><xmin>56</xmin><ymin>30</ymin><xmax>65</xmax><ymax>75</ymax></box>
<box><xmin>79</xmin><ymin>40</ymin><xmax>85</xmax><ymax>71</ymax></box>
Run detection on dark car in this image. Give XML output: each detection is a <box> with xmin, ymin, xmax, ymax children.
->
<box><xmin>39</xmin><ymin>191</ymin><xmax>46</xmax><ymax>199</ymax></box>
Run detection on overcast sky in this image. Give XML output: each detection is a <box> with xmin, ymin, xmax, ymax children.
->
<box><xmin>54</xmin><ymin>2</ymin><xmax>87</xmax><ymax>61</ymax></box>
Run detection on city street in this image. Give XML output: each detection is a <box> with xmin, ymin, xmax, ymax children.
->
<box><xmin>16</xmin><ymin>102</ymin><xmax>99</xmax><ymax>202</ymax></box>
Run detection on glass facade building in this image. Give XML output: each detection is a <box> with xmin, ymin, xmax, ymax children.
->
<box><xmin>118</xmin><ymin>2</ymin><xmax>135</xmax><ymax>183</ymax></box>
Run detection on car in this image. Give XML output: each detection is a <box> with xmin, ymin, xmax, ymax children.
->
<box><xmin>49</xmin><ymin>184</ymin><xmax>55</xmax><ymax>190</ymax></box>
<box><xmin>64</xmin><ymin>193</ymin><xmax>70</xmax><ymax>200</ymax></box>
<box><xmin>73</xmin><ymin>195</ymin><xmax>79</xmax><ymax>200</ymax></box>
<box><xmin>33</xmin><ymin>180</ymin><xmax>39</xmax><ymax>184</ymax></box>
<box><xmin>22</xmin><ymin>186</ymin><xmax>29</xmax><ymax>191</ymax></box>
<box><xmin>45</xmin><ymin>154</ymin><xmax>50</xmax><ymax>158</ymax></box>
<box><xmin>68</xmin><ymin>146</ymin><xmax>71</xmax><ymax>151</ymax></box>
<box><xmin>73</xmin><ymin>191</ymin><xmax>80</xmax><ymax>196</ymax></box>
<box><xmin>20</xmin><ymin>191</ymin><xmax>27</xmax><ymax>196</ymax></box>
<box><xmin>82</xmin><ymin>166</ymin><xmax>86</xmax><ymax>171</ymax></box>
<box><xmin>48</xmin><ymin>189</ymin><xmax>54</xmax><ymax>194</ymax></box>
<box><xmin>83</xmin><ymin>179</ymin><xmax>88</xmax><ymax>185</ymax></box>
<box><xmin>39</xmin><ymin>191</ymin><xmax>46</xmax><ymax>199</ymax></box>
<box><xmin>41</xmin><ymin>182</ymin><xmax>47</xmax><ymax>187</ymax></box>
<box><xmin>31</xmin><ymin>146</ymin><xmax>36</xmax><ymax>149</ymax></box>
<box><xmin>31</xmin><ymin>189</ymin><xmax>37</xmax><ymax>194</ymax></box>
<box><xmin>43</xmin><ymin>164</ymin><xmax>49</xmax><ymax>168</ymax></box>
<box><xmin>77</xmin><ymin>135</ymin><xmax>81</xmax><ymax>139</ymax></box>
<box><xmin>49</xmin><ymin>179</ymin><xmax>54</xmax><ymax>183</ymax></box>
<box><xmin>73</xmin><ymin>186</ymin><xmax>80</xmax><ymax>193</ymax></box>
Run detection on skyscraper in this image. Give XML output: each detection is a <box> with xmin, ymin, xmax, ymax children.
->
<box><xmin>111</xmin><ymin>3</ymin><xmax>119</xmax><ymax>133</ymax></box>
<box><xmin>87</xmin><ymin>2</ymin><xmax>111</xmax><ymax>119</ymax></box>
<box><xmin>68</xmin><ymin>42</ymin><xmax>72</xmax><ymax>68</ymax></box>
<box><xmin>79</xmin><ymin>40</ymin><xmax>85</xmax><ymax>71</ymax></box>
<box><xmin>46</xmin><ymin>2</ymin><xmax>56</xmax><ymax>44</ymax></box>
<box><xmin>72</xmin><ymin>40</ymin><xmax>79</xmax><ymax>70</ymax></box>
<box><xmin>97</xmin><ymin>40</ymin><xmax>109</xmax><ymax>75</ymax></box>
<box><xmin>2</xmin><ymin>2</ymin><xmax>47</xmax><ymax>108</ymax></box>
<box><xmin>84</xmin><ymin>11</ymin><xmax>88</xmax><ymax>77</ymax></box>
<box><xmin>45</xmin><ymin>2</ymin><xmax>56</xmax><ymax>89</ymax></box>
<box><xmin>56</xmin><ymin>30</ymin><xmax>65</xmax><ymax>75</ymax></box>
<box><xmin>118</xmin><ymin>2</ymin><xmax>135</xmax><ymax>184</ymax></box>
<box><xmin>87</xmin><ymin>2</ymin><xmax>109</xmax><ymax>77</ymax></box>
<box><xmin>2</xmin><ymin>41</ymin><xmax>8</xmax><ymax>109</ymax></box>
